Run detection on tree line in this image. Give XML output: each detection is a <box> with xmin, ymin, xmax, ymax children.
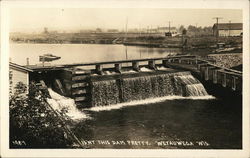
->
<box><xmin>178</xmin><ymin>25</ymin><xmax>213</xmax><ymax>36</ymax></box>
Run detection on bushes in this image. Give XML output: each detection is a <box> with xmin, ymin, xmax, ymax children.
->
<box><xmin>9</xmin><ymin>82</ymin><xmax>73</xmax><ymax>148</ymax></box>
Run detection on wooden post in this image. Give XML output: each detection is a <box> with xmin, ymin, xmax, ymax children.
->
<box><xmin>95</xmin><ymin>64</ymin><xmax>103</xmax><ymax>75</ymax></box>
<box><xmin>213</xmin><ymin>70</ymin><xmax>218</xmax><ymax>84</ymax></box>
<box><xmin>197</xmin><ymin>64</ymin><xmax>201</xmax><ymax>70</ymax></box>
<box><xmin>162</xmin><ymin>60</ymin><xmax>168</xmax><ymax>67</ymax></box>
<box><xmin>222</xmin><ymin>73</ymin><xmax>227</xmax><ymax>87</ymax></box>
<box><xmin>114</xmin><ymin>63</ymin><xmax>122</xmax><ymax>73</ymax></box>
<box><xmin>232</xmin><ymin>76</ymin><xmax>237</xmax><ymax>91</ymax></box>
<box><xmin>132</xmin><ymin>61</ymin><xmax>140</xmax><ymax>71</ymax></box>
<box><xmin>205</xmin><ymin>67</ymin><xmax>209</xmax><ymax>81</ymax></box>
<box><xmin>148</xmin><ymin>60</ymin><xmax>156</xmax><ymax>70</ymax></box>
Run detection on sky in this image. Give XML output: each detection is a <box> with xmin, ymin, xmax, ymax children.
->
<box><xmin>10</xmin><ymin>8</ymin><xmax>242</xmax><ymax>33</ymax></box>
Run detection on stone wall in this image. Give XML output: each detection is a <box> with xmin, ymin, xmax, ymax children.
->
<box><xmin>208</xmin><ymin>53</ymin><xmax>242</xmax><ymax>69</ymax></box>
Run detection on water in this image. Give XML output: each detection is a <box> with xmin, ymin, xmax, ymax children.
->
<box><xmin>90</xmin><ymin>72</ymin><xmax>211</xmax><ymax>107</ymax></box>
<box><xmin>10</xmin><ymin>44</ymin><xmax>242</xmax><ymax>149</ymax></box>
<box><xmin>10</xmin><ymin>43</ymin><xmax>181</xmax><ymax>65</ymax></box>
<box><xmin>75</xmin><ymin>97</ymin><xmax>241</xmax><ymax>149</ymax></box>
<box><xmin>47</xmin><ymin>88</ymin><xmax>88</xmax><ymax>120</ymax></box>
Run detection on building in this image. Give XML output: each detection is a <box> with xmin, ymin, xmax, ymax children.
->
<box><xmin>212</xmin><ymin>23</ymin><xmax>243</xmax><ymax>37</ymax></box>
<box><xmin>157</xmin><ymin>27</ymin><xmax>179</xmax><ymax>36</ymax></box>
<box><xmin>107</xmin><ymin>29</ymin><xmax>119</xmax><ymax>33</ymax></box>
<box><xmin>157</xmin><ymin>27</ymin><xmax>177</xmax><ymax>33</ymax></box>
<box><xmin>9</xmin><ymin>62</ymin><xmax>33</xmax><ymax>94</ymax></box>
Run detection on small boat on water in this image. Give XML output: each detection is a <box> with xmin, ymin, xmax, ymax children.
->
<box><xmin>39</xmin><ymin>54</ymin><xmax>61</xmax><ymax>62</ymax></box>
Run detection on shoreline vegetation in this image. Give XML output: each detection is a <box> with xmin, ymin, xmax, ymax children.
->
<box><xmin>9</xmin><ymin>82</ymin><xmax>84</xmax><ymax>148</ymax></box>
<box><xmin>10</xmin><ymin>32</ymin><xmax>243</xmax><ymax>59</ymax></box>
<box><xmin>10</xmin><ymin>32</ymin><xmax>242</xmax><ymax>49</ymax></box>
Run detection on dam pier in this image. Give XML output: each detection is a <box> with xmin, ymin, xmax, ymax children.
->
<box><xmin>22</xmin><ymin>55</ymin><xmax>242</xmax><ymax>108</ymax></box>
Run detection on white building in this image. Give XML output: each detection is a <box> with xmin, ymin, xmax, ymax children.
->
<box><xmin>157</xmin><ymin>27</ymin><xmax>178</xmax><ymax>34</ymax></box>
<box><xmin>212</xmin><ymin>23</ymin><xmax>243</xmax><ymax>37</ymax></box>
<box><xmin>9</xmin><ymin>62</ymin><xmax>33</xmax><ymax>94</ymax></box>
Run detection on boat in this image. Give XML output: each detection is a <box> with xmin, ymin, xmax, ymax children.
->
<box><xmin>39</xmin><ymin>54</ymin><xmax>61</xmax><ymax>62</ymax></box>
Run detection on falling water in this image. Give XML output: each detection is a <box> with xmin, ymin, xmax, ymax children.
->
<box><xmin>47</xmin><ymin>88</ymin><xmax>88</xmax><ymax>120</ymax></box>
<box><xmin>174</xmin><ymin>74</ymin><xmax>209</xmax><ymax>96</ymax></box>
<box><xmin>186</xmin><ymin>84</ymin><xmax>208</xmax><ymax>96</ymax></box>
<box><xmin>91</xmin><ymin>80</ymin><xmax>120</xmax><ymax>106</ymax></box>
<box><xmin>90</xmin><ymin>72</ymin><xmax>212</xmax><ymax>107</ymax></box>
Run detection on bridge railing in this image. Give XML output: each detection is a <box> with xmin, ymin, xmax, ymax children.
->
<box><xmin>26</xmin><ymin>55</ymin><xmax>197</xmax><ymax>71</ymax></box>
<box><xmin>25</xmin><ymin>54</ymin><xmax>242</xmax><ymax>92</ymax></box>
<box><xmin>164</xmin><ymin>55</ymin><xmax>242</xmax><ymax>92</ymax></box>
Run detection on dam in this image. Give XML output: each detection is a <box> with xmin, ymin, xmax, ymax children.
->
<box><xmin>23</xmin><ymin>55</ymin><xmax>242</xmax><ymax>108</ymax></box>
<box><xmin>9</xmin><ymin>45</ymin><xmax>243</xmax><ymax>149</ymax></box>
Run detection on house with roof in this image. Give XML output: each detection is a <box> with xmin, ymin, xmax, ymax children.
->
<box><xmin>9</xmin><ymin>62</ymin><xmax>33</xmax><ymax>94</ymax></box>
<box><xmin>212</xmin><ymin>23</ymin><xmax>243</xmax><ymax>37</ymax></box>
<box><xmin>157</xmin><ymin>27</ymin><xmax>178</xmax><ymax>36</ymax></box>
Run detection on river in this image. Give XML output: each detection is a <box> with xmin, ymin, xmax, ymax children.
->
<box><xmin>10</xmin><ymin>43</ymin><xmax>242</xmax><ymax>149</ymax></box>
<box><xmin>10</xmin><ymin>43</ymin><xmax>180</xmax><ymax>65</ymax></box>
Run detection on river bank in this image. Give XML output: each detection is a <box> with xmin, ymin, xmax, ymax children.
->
<box><xmin>10</xmin><ymin>32</ymin><xmax>242</xmax><ymax>49</ymax></box>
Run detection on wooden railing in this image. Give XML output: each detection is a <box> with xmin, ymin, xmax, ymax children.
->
<box><xmin>26</xmin><ymin>55</ymin><xmax>242</xmax><ymax>92</ymax></box>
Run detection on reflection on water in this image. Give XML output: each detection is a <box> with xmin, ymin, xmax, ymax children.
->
<box><xmin>10</xmin><ymin>44</ymin><xmax>181</xmax><ymax>65</ymax></box>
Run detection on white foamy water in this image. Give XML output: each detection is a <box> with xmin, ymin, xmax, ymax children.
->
<box><xmin>157</xmin><ymin>66</ymin><xmax>173</xmax><ymax>71</ymax></box>
<box><xmin>121</xmin><ymin>70</ymin><xmax>137</xmax><ymax>74</ymax></box>
<box><xmin>140</xmin><ymin>67</ymin><xmax>153</xmax><ymax>72</ymax></box>
<box><xmin>85</xmin><ymin>95</ymin><xmax>215</xmax><ymax>112</ymax></box>
<box><xmin>103</xmin><ymin>71</ymin><xmax>117</xmax><ymax>75</ymax></box>
<box><xmin>186</xmin><ymin>83</ymin><xmax>208</xmax><ymax>96</ymax></box>
<box><xmin>47</xmin><ymin>88</ymin><xmax>89</xmax><ymax>120</ymax></box>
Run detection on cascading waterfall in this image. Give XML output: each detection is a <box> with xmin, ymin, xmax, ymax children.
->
<box><xmin>47</xmin><ymin>88</ymin><xmax>88</xmax><ymax>120</ymax></box>
<box><xmin>174</xmin><ymin>75</ymin><xmax>209</xmax><ymax>96</ymax></box>
<box><xmin>185</xmin><ymin>84</ymin><xmax>208</xmax><ymax>96</ymax></box>
<box><xmin>90</xmin><ymin>72</ymin><xmax>212</xmax><ymax>107</ymax></box>
<box><xmin>121</xmin><ymin>74</ymin><xmax>176</xmax><ymax>102</ymax></box>
<box><xmin>91</xmin><ymin>80</ymin><xmax>120</xmax><ymax>106</ymax></box>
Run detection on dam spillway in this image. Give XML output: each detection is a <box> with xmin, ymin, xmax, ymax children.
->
<box><xmin>45</xmin><ymin>66</ymin><xmax>210</xmax><ymax>108</ymax></box>
<box><xmin>26</xmin><ymin>55</ymin><xmax>242</xmax><ymax>108</ymax></box>
<box><xmin>90</xmin><ymin>71</ymin><xmax>208</xmax><ymax>107</ymax></box>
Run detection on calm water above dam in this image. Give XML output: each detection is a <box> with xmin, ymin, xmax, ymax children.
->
<box><xmin>11</xmin><ymin>44</ymin><xmax>242</xmax><ymax>149</ymax></box>
<box><xmin>10</xmin><ymin>43</ymin><xmax>180</xmax><ymax>65</ymax></box>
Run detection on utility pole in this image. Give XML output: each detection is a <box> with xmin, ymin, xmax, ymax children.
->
<box><xmin>195</xmin><ymin>23</ymin><xmax>198</xmax><ymax>37</ymax></box>
<box><xmin>139</xmin><ymin>24</ymin><xmax>141</xmax><ymax>36</ymax></box>
<box><xmin>125</xmin><ymin>17</ymin><xmax>128</xmax><ymax>40</ymax></box>
<box><xmin>147</xmin><ymin>26</ymin><xmax>149</xmax><ymax>37</ymax></box>
<box><xmin>213</xmin><ymin>17</ymin><xmax>223</xmax><ymax>43</ymax></box>
<box><xmin>228</xmin><ymin>20</ymin><xmax>231</xmax><ymax>37</ymax></box>
<box><xmin>168</xmin><ymin>21</ymin><xmax>171</xmax><ymax>33</ymax></box>
<box><xmin>125</xmin><ymin>17</ymin><xmax>128</xmax><ymax>62</ymax></box>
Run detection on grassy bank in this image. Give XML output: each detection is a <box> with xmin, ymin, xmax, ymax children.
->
<box><xmin>10</xmin><ymin>32</ymin><xmax>242</xmax><ymax>46</ymax></box>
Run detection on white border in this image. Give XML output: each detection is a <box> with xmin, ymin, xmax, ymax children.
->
<box><xmin>1</xmin><ymin>0</ymin><xmax>249</xmax><ymax>157</ymax></box>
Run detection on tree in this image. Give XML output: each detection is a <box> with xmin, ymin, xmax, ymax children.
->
<box><xmin>9</xmin><ymin>82</ymin><xmax>74</xmax><ymax>148</ymax></box>
<box><xmin>182</xmin><ymin>29</ymin><xmax>187</xmax><ymax>35</ymax></box>
<box><xmin>178</xmin><ymin>25</ymin><xmax>185</xmax><ymax>34</ymax></box>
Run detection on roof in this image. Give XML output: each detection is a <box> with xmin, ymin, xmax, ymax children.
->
<box><xmin>10</xmin><ymin>62</ymin><xmax>33</xmax><ymax>72</ymax></box>
<box><xmin>158</xmin><ymin>27</ymin><xmax>177</xmax><ymax>30</ymax></box>
<box><xmin>213</xmin><ymin>23</ymin><xmax>242</xmax><ymax>30</ymax></box>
